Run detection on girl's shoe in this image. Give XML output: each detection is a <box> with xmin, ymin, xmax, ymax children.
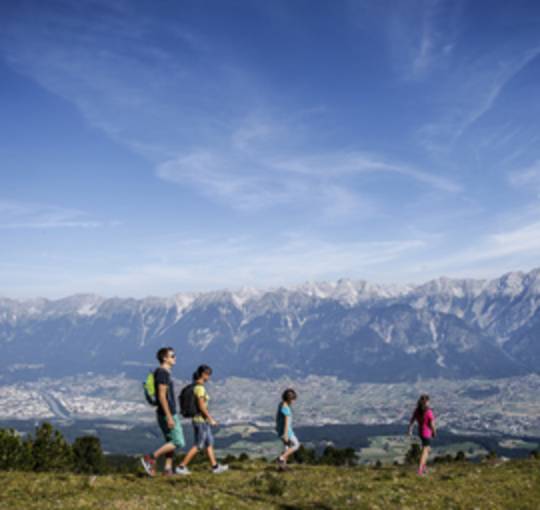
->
<box><xmin>175</xmin><ymin>465</ymin><xmax>191</xmax><ymax>476</ymax></box>
<box><xmin>212</xmin><ymin>464</ymin><xmax>229</xmax><ymax>474</ymax></box>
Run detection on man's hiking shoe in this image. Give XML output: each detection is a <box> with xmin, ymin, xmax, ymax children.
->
<box><xmin>174</xmin><ymin>465</ymin><xmax>191</xmax><ymax>476</ymax></box>
<box><xmin>212</xmin><ymin>464</ymin><xmax>229</xmax><ymax>474</ymax></box>
<box><xmin>140</xmin><ymin>455</ymin><xmax>156</xmax><ymax>477</ymax></box>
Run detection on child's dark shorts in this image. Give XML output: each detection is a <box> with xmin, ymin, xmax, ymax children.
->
<box><xmin>420</xmin><ymin>435</ymin><xmax>432</xmax><ymax>447</ymax></box>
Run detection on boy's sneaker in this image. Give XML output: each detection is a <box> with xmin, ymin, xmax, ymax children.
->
<box><xmin>212</xmin><ymin>464</ymin><xmax>229</xmax><ymax>474</ymax></box>
<box><xmin>174</xmin><ymin>465</ymin><xmax>191</xmax><ymax>476</ymax></box>
<box><xmin>162</xmin><ymin>469</ymin><xmax>174</xmax><ymax>477</ymax></box>
<box><xmin>140</xmin><ymin>455</ymin><xmax>156</xmax><ymax>477</ymax></box>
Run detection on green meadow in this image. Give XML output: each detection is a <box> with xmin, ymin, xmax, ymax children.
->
<box><xmin>1</xmin><ymin>458</ymin><xmax>539</xmax><ymax>510</ymax></box>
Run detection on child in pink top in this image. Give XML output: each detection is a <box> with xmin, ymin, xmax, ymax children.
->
<box><xmin>408</xmin><ymin>394</ymin><xmax>436</xmax><ymax>475</ymax></box>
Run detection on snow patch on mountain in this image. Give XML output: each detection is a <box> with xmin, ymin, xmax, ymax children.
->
<box><xmin>188</xmin><ymin>328</ymin><xmax>217</xmax><ymax>350</ymax></box>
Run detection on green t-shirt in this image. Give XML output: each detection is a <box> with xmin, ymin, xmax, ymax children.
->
<box><xmin>193</xmin><ymin>384</ymin><xmax>210</xmax><ymax>424</ymax></box>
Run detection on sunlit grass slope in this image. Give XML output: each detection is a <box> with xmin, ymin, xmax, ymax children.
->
<box><xmin>1</xmin><ymin>458</ymin><xmax>539</xmax><ymax>510</ymax></box>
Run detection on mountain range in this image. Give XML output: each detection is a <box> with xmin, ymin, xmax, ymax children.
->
<box><xmin>1</xmin><ymin>269</ymin><xmax>539</xmax><ymax>382</ymax></box>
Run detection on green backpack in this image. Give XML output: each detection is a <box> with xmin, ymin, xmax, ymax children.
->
<box><xmin>143</xmin><ymin>371</ymin><xmax>158</xmax><ymax>406</ymax></box>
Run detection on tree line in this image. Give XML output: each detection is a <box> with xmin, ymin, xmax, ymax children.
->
<box><xmin>0</xmin><ymin>423</ymin><xmax>362</xmax><ymax>474</ymax></box>
<box><xmin>0</xmin><ymin>423</ymin><xmax>109</xmax><ymax>474</ymax></box>
<box><xmin>2</xmin><ymin>423</ymin><xmax>538</xmax><ymax>474</ymax></box>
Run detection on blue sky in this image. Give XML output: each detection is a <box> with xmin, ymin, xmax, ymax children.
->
<box><xmin>1</xmin><ymin>0</ymin><xmax>540</xmax><ymax>298</ymax></box>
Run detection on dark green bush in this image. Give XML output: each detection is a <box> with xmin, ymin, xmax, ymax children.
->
<box><xmin>319</xmin><ymin>446</ymin><xmax>357</xmax><ymax>466</ymax></box>
<box><xmin>455</xmin><ymin>450</ymin><xmax>467</xmax><ymax>462</ymax></box>
<box><xmin>0</xmin><ymin>429</ymin><xmax>33</xmax><ymax>471</ymax></box>
<box><xmin>404</xmin><ymin>443</ymin><xmax>422</xmax><ymax>465</ymax></box>
<box><xmin>72</xmin><ymin>436</ymin><xmax>107</xmax><ymax>474</ymax></box>
<box><xmin>292</xmin><ymin>444</ymin><xmax>317</xmax><ymax>464</ymax></box>
<box><xmin>31</xmin><ymin>422</ymin><xmax>74</xmax><ymax>472</ymax></box>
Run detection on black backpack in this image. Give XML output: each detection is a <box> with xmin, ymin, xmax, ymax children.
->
<box><xmin>179</xmin><ymin>383</ymin><xmax>199</xmax><ymax>418</ymax></box>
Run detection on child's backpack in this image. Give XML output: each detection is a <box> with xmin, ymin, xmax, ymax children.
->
<box><xmin>143</xmin><ymin>371</ymin><xmax>158</xmax><ymax>406</ymax></box>
<box><xmin>179</xmin><ymin>383</ymin><xmax>199</xmax><ymax>418</ymax></box>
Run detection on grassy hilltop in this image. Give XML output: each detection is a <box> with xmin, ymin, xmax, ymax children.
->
<box><xmin>1</xmin><ymin>458</ymin><xmax>539</xmax><ymax>510</ymax></box>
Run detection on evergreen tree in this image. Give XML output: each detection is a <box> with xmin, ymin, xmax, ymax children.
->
<box><xmin>72</xmin><ymin>436</ymin><xmax>107</xmax><ymax>474</ymax></box>
<box><xmin>0</xmin><ymin>429</ymin><xmax>33</xmax><ymax>471</ymax></box>
<box><xmin>319</xmin><ymin>446</ymin><xmax>358</xmax><ymax>466</ymax></box>
<box><xmin>455</xmin><ymin>450</ymin><xmax>466</xmax><ymax>462</ymax></box>
<box><xmin>486</xmin><ymin>450</ymin><xmax>498</xmax><ymax>461</ymax></box>
<box><xmin>404</xmin><ymin>443</ymin><xmax>422</xmax><ymax>465</ymax></box>
<box><xmin>31</xmin><ymin>422</ymin><xmax>73</xmax><ymax>472</ymax></box>
<box><xmin>292</xmin><ymin>444</ymin><xmax>317</xmax><ymax>464</ymax></box>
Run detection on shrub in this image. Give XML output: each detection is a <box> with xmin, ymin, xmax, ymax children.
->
<box><xmin>485</xmin><ymin>450</ymin><xmax>498</xmax><ymax>461</ymax></box>
<box><xmin>72</xmin><ymin>436</ymin><xmax>107</xmax><ymax>474</ymax></box>
<box><xmin>292</xmin><ymin>445</ymin><xmax>317</xmax><ymax>465</ymax></box>
<box><xmin>0</xmin><ymin>429</ymin><xmax>33</xmax><ymax>471</ymax></box>
<box><xmin>221</xmin><ymin>454</ymin><xmax>237</xmax><ymax>464</ymax></box>
<box><xmin>319</xmin><ymin>446</ymin><xmax>357</xmax><ymax>466</ymax></box>
<box><xmin>433</xmin><ymin>454</ymin><xmax>453</xmax><ymax>464</ymax></box>
<box><xmin>455</xmin><ymin>451</ymin><xmax>466</xmax><ymax>462</ymax></box>
<box><xmin>31</xmin><ymin>422</ymin><xmax>73</xmax><ymax>472</ymax></box>
<box><xmin>404</xmin><ymin>443</ymin><xmax>422</xmax><ymax>465</ymax></box>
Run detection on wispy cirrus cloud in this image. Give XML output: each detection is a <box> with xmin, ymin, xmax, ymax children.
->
<box><xmin>0</xmin><ymin>199</ymin><xmax>106</xmax><ymax>229</ymax></box>
<box><xmin>273</xmin><ymin>152</ymin><xmax>461</xmax><ymax>192</ymax></box>
<box><xmin>417</xmin><ymin>47</ymin><xmax>540</xmax><ymax>153</ymax></box>
<box><xmin>45</xmin><ymin>235</ymin><xmax>427</xmax><ymax>297</ymax></box>
<box><xmin>509</xmin><ymin>160</ymin><xmax>540</xmax><ymax>192</ymax></box>
<box><xmin>1</xmin><ymin>1</ymin><xmax>462</xmax><ymax>222</ymax></box>
<box><xmin>156</xmin><ymin>146</ymin><xmax>460</xmax><ymax>216</ymax></box>
<box><xmin>410</xmin><ymin>216</ymin><xmax>540</xmax><ymax>279</ymax></box>
<box><xmin>385</xmin><ymin>0</ymin><xmax>463</xmax><ymax>80</ymax></box>
<box><xmin>0</xmin><ymin>0</ymin><xmax>217</xmax><ymax>158</ymax></box>
<box><xmin>156</xmin><ymin>109</ymin><xmax>461</xmax><ymax>214</ymax></box>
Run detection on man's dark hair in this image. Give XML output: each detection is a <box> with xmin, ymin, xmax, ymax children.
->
<box><xmin>156</xmin><ymin>347</ymin><xmax>174</xmax><ymax>364</ymax></box>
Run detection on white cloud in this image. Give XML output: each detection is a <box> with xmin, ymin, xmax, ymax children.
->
<box><xmin>509</xmin><ymin>160</ymin><xmax>540</xmax><ymax>190</ymax></box>
<box><xmin>411</xmin><ymin>218</ymin><xmax>540</xmax><ymax>278</ymax></box>
<box><xmin>156</xmin><ymin>147</ymin><xmax>460</xmax><ymax>217</ymax></box>
<box><xmin>5</xmin><ymin>235</ymin><xmax>425</xmax><ymax>298</ymax></box>
<box><xmin>0</xmin><ymin>199</ymin><xmax>104</xmax><ymax>229</ymax></box>
<box><xmin>382</xmin><ymin>0</ymin><xmax>462</xmax><ymax>80</ymax></box>
<box><xmin>273</xmin><ymin>152</ymin><xmax>462</xmax><ymax>192</ymax></box>
<box><xmin>417</xmin><ymin>47</ymin><xmax>540</xmax><ymax>153</ymax></box>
